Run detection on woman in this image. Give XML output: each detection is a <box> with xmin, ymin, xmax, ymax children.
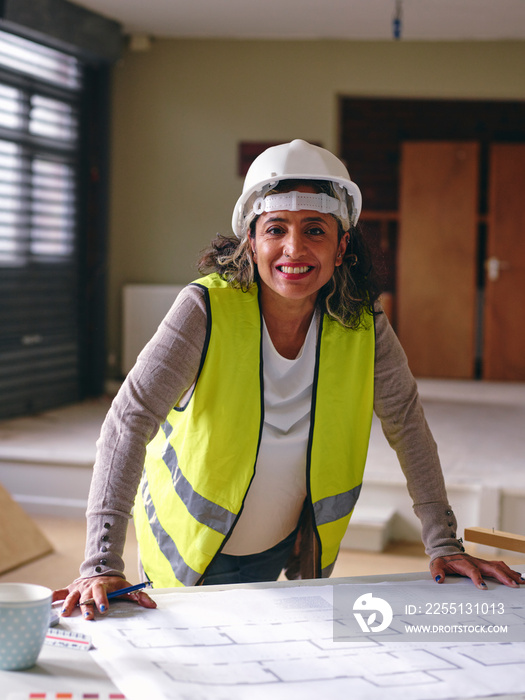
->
<box><xmin>56</xmin><ymin>140</ymin><xmax>523</xmax><ymax>619</ymax></box>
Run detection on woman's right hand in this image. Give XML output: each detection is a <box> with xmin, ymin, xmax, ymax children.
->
<box><xmin>53</xmin><ymin>576</ymin><xmax>157</xmax><ymax>620</ymax></box>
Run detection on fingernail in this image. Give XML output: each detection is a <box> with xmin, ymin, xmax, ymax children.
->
<box><xmin>480</xmin><ymin>582</ymin><xmax>487</xmax><ymax>588</ymax></box>
<box><xmin>61</xmin><ymin>608</ymin><xmax>66</xmax><ymax>614</ymax></box>
<box><xmin>434</xmin><ymin>575</ymin><xmax>442</xmax><ymax>582</ymax></box>
<box><xmin>100</xmin><ymin>604</ymin><xmax>106</xmax><ymax>612</ymax></box>
<box><xmin>84</xmin><ymin>611</ymin><xmax>91</xmax><ymax>618</ymax></box>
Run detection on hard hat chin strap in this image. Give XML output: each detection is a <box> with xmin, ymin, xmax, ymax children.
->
<box><xmin>252</xmin><ymin>191</ymin><xmax>349</xmax><ymax>224</ymax></box>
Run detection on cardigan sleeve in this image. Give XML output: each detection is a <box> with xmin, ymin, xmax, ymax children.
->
<box><xmin>79</xmin><ymin>284</ymin><xmax>208</xmax><ymax>579</ymax></box>
<box><xmin>373</xmin><ymin>305</ymin><xmax>465</xmax><ymax>561</ymax></box>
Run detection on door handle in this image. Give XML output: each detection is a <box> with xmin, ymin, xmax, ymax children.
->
<box><xmin>485</xmin><ymin>256</ymin><xmax>510</xmax><ymax>282</ymax></box>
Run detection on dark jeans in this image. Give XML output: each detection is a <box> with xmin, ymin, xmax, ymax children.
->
<box><xmin>200</xmin><ymin>528</ymin><xmax>297</xmax><ymax>586</ymax></box>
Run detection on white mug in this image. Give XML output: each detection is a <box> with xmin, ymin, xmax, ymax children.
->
<box><xmin>0</xmin><ymin>583</ymin><xmax>52</xmax><ymax>671</ymax></box>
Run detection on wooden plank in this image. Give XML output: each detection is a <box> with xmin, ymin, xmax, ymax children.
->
<box><xmin>397</xmin><ymin>142</ymin><xmax>479</xmax><ymax>378</ymax></box>
<box><xmin>464</xmin><ymin>526</ymin><xmax>525</xmax><ymax>554</ymax></box>
<box><xmin>0</xmin><ymin>482</ymin><xmax>53</xmax><ymax>575</ymax></box>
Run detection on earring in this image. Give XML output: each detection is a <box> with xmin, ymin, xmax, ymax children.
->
<box><xmin>347</xmin><ymin>254</ymin><xmax>358</xmax><ymax>267</ymax></box>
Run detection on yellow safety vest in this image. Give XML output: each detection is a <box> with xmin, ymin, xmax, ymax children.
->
<box><xmin>134</xmin><ymin>273</ymin><xmax>375</xmax><ymax>587</ymax></box>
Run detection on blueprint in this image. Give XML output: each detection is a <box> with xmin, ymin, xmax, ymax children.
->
<box><xmin>64</xmin><ymin>578</ymin><xmax>525</xmax><ymax>700</ymax></box>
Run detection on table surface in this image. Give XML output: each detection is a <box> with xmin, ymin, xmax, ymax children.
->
<box><xmin>2</xmin><ymin>571</ymin><xmax>524</xmax><ymax>699</ymax></box>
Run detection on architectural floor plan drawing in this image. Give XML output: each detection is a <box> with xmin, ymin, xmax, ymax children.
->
<box><xmin>64</xmin><ymin>578</ymin><xmax>525</xmax><ymax>700</ymax></box>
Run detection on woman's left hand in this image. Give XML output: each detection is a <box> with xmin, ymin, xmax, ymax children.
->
<box><xmin>430</xmin><ymin>553</ymin><xmax>525</xmax><ymax>589</ymax></box>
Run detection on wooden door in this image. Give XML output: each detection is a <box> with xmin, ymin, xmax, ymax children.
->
<box><xmin>483</xmin><ymin>144</ymin><xmax>525</xmax><ymax>380</ymax></box>
<box><xmin>397</xmin><ymin>142</ymin><xmax>479</xmax><ymax>378</ymax></box>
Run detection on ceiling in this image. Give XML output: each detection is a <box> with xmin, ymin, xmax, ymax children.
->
<box><xmin>69</xmin><ymin>0</ymin><xmax>525</xmax><ymax>41</ymax></box>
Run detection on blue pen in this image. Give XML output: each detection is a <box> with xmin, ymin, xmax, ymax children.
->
<box><xmin>106</xmin><ymin>582</ymin><xmax>151</xmax><ymax>600</ymax></box>
<box><xmin>77</xmin><ymin>581</ymin><xmax>151</xmax><ymax>607</ymax></box>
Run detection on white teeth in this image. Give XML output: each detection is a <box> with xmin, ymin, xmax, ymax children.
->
<box><xmin>280</xmin><ymin>266</ymin><xmax>310</xmax><ymax>274</ymax></box>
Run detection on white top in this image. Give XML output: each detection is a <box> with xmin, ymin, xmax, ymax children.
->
<box><xmin>222</xmin><ymin>312</ymin><xmax>318</xmax><ymax>555</ymax></box>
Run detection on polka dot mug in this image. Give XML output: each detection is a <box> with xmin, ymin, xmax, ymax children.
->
<box><xmin>0</xmin><ymin>583</ymin><xmax>52</xmax><ymax>671</ymax></box>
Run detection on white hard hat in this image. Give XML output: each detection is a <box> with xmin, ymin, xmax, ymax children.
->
<box><xmin>232</xmin><ymin>139</ymin><xmax>362</xmax><ymax>238</ymax></box>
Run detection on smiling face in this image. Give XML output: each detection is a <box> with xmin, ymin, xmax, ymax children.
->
<box><xmin>251</xmin><ymin>185</ymin><xmax>349</xmax><ymax>311</ymax></box>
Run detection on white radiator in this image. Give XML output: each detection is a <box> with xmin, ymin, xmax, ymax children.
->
<box><xmin>122</xmin><ymin>284</ymin><xmax>184</xmax><ymax>375</ymax></box>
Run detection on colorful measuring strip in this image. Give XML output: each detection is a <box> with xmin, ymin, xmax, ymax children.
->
<box><xmin>44</xmin><ymin>627</ymin><xmax>92</xmax><ymax>651</ymax></box>
<box><xmin>7</xmin><ymin>694</ymin><xmax>126</xmax><ymax>699</ymax></box>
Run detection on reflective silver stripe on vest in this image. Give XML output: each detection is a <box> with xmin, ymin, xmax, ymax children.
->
<box><xmin>140</xmin><ymin>477</ymin><xmax>201</xmax><ymax>587</ymax></box>
<box><xmin>313</xmin><ymin>484</ymin><xmax>362</xmax><ymax>526</ymax></box>
<box><xmin>161</xmin><ymin>420</ymin><xmax>173</xmax><ymax>439</ymax></box>
<box><xmin>322</xmin><ymin>562</ymin><xmax>336</xmax><ymax>578</ymax></box>
<box><xmin>162</xmin><ymin>442</ymin><xmax>237</xmax><ymax>535</ymax></box>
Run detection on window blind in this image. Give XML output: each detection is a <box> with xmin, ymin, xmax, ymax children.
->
<box><xmin>0</xmin><ymin>29</ymin><xmax>84</xmax><ymax>418</ymax></box>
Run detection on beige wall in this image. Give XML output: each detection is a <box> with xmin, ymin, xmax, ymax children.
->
<box><xmin>107</xmin><ymin>39</ymin><xmax>525</xmax><ymax>375</ymax></box>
